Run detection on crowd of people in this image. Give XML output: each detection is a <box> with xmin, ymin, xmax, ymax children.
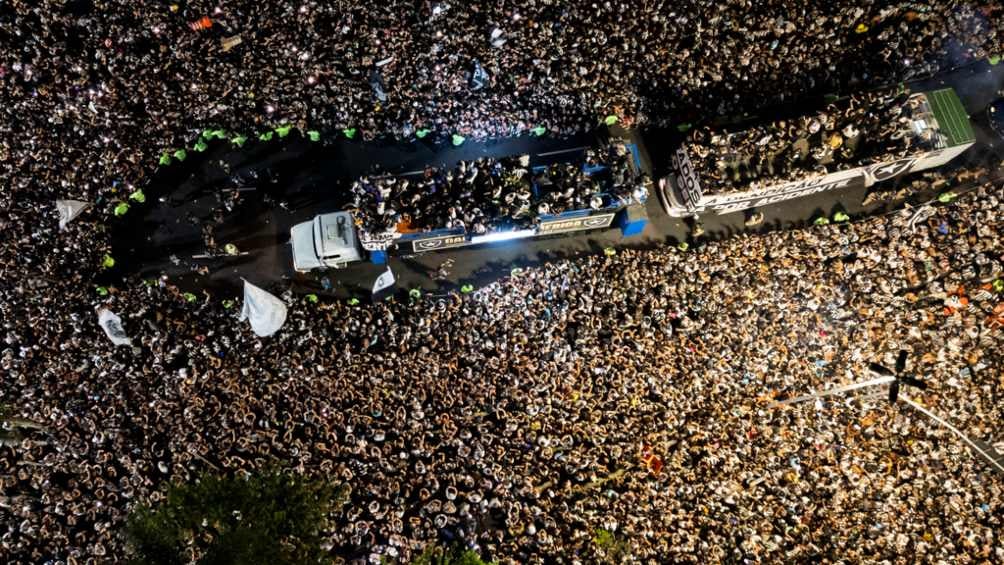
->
<box><xmin>348</xmin><ymin>146</ymin><xmax>645</xmax><ymax>236</ymax></box>
<box><xmin>2</xmin><ymin>0</ymin><xmax>1004</xmax><ymax>562</ymax></box>
<box><xmin>3</xmin><ymin>157</ymin><xmax>1002</xmax><ymax>561</ymax></box>
<box><xmin>2</xmin><ymin>0</ymin><xmax>1001</xmax><ymax>217</ymax></box>
<box><xmin>687</xmin><ymin>88</ymin><xmax>941</xmax><ymax>196</ymax></box>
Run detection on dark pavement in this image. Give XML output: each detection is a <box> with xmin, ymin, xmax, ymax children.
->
<box><xmin>108</xmin><ymin>61</ymin><xmax>1004</xmax><ymax>299</ymax></box>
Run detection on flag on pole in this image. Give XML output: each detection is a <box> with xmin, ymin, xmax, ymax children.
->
<box><xmin>900</xmin><ymin>395</ymin><xmax>1004</xmax><ymax>474</ymax></box>
<box><xmin>372</xmin><ymin>267</ymin><xmax>395</xmax><ymax>295</ymax></box>
<box><xmin>239</xmin><ymin>280</ymin><xmax>288</xmax><ymax>337</ymax></box>
<box><xmin>773</xmin><ymin>376</ymin><xmax>895</xmax><ymax>407</ymax></box>
<box><xmin>97</xmin><ymin>308</ymin><xmax>132</xmax><ymax>346</ymax></box>
<box><xmin>55</xmin><ymin>199</ymin><xmax>90</xmax><ymax>230</ymax></box>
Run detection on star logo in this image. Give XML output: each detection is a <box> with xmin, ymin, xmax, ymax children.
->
<box><xmin>870</xmin><ymin>158</ymin><xmax>917</xmax><ymax>182</ymax></box>
<box><xmin>414</xmin><ymin>239</ymin><xmax>444</xmax><ymax>251</ymax></box>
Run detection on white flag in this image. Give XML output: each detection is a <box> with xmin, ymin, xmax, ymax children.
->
<box><xmin>906</xmin><ymin>204</ymin><xmax>935</xmax><ymax>233</ymax></box>
<box><xmin>239</xmin><ymin>280</ymin><xmax>288</xmax><ymax>337</ymax></box>
<box><xmin>489</xmin><ymin>27</ymin><xmax>507</xmax><ymax>48</ymax></box>
<box><xmin>372</xmin><ymin>267</ymin><xmax>395</xmax><ymax>295</ymax></box>
<box><xmin>97</xmin><ymin>309</ymin><xmax>132</xmax><ymax>346</ymax></box>
<box><xmin>56</xmin><ymin>199</ymin><xmax>90</xmax><ymax>230</ymax></box>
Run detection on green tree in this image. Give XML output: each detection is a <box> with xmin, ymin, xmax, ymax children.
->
<box><xmin>125</xmin><ymin>468</ymin><xmax>348</xmax><ymax>565</ymax></box>
<box><xmin>406</xmin><ymin>543</ymin><xmax>494</xmax><ymax>565</ymax></box>
<box><xmin>592</xmin><ymin>528</ymin><xmax>631</xmax><ymax>563</ymax></box>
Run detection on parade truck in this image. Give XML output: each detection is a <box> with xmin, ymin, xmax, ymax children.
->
<box><xmin>290</xmin><ymin>143</ymin><xmax>651</xmax><ymax>272</ymax></box>
<box><xmin>659</xmin><ymin>87</ymin><xmax>977</xmax><ymax>217</ymax></box>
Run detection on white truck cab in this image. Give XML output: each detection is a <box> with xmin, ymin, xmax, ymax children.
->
<box><xmin>290</xmin><ymin>211</ymin><xmax>364</xmax><ymax>272</ymax></box>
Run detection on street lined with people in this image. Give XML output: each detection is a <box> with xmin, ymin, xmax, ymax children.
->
<box><xmin>1</xmin><ymin>0</ymin><xmax>1002</xmax><ymax>562</ymax></box>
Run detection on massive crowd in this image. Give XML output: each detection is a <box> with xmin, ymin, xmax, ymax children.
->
<box><xmin>2</xmin><ymin>0</ymin><xmax>1001</xmax><ymax>216</ymax></box>
<box><xmin>348</xmin><ymin>145</ymin><xmax>644</xmax><ymax>236</ymax></box>
<box><xmin>2</xmin><ymin>0</ymin><xmax>1004</xmax><ymax>562</ymax></box>
<box><xmin>3</xmin><ymin>161</ymin><xmax>1003</xmax><ymax>561</ymax></box>
<box><xmin>687</xmin><ymin>89</ymin><xmax>940</xmax><ymax>195</ymax></box>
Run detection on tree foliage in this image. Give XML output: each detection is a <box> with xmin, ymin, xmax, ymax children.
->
<box><xmin>592</xmin><ymin>528</ymin><xmax>631</xmax><ymax>563</ymax></box>
<box><xmin>409</xmin><ymin>543</ymin><xmax>495</xmax><ymax>565</ymax></box>
<box><xmin>125</xmin><ymin>468</ymin><xmax>348</xmax><ymax>565</ymax></box>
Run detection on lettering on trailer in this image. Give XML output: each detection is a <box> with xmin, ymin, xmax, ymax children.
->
<box><xmin>709</xmin><ymin>174</ymin><xmax>864</xmax><ymax>215</ymax></box>
<box><xmin>412</xmin><ymin>234</ymin><xmax>470</xmax><ymax>252</ymax></box>
<box><xmin>701</xmin><ymin>145</ymin><xmax>972</xmax><ymax>215</ymax></box>
<box><xmin>538</xmin><ymin>213</ymin><xmax>616</xmax><ymax>234</ymax></box>
<box><xmin>671</xmin><ymin>148</ymin><xmax>703</xmax><ymax>211</ymax></box>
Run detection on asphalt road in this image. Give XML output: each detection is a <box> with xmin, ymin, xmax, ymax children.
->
<box><xmin>108</xmin><ymin>61</ymin><xmax>1004</xmax><ymax>299</ymax></box>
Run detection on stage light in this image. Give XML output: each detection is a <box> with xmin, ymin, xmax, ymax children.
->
<box><xmin>470</xmin><ymin>229</ymin><xmax>535</xmax><ymax>244</ymax></box>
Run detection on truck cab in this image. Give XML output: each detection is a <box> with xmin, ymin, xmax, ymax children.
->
<box><xmin>290</xmin><ymin>211</ymin><xmax>364</xmax><ymax>272</ymax></box>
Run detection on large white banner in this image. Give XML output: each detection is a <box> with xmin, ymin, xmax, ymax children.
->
<box><xmin>240</xmin><ymin>280</ymin><xmax>288</xmax><ymax>337</ymax></box>
<box><xmin>862</xmin><ymin>143</ymin><xmax>974</xmax><ymax>187</ymax></box>
<box><xmin>705</xmin><ymin>167</ymin><xmax>864</xmax><ymax>215</ymax></box>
